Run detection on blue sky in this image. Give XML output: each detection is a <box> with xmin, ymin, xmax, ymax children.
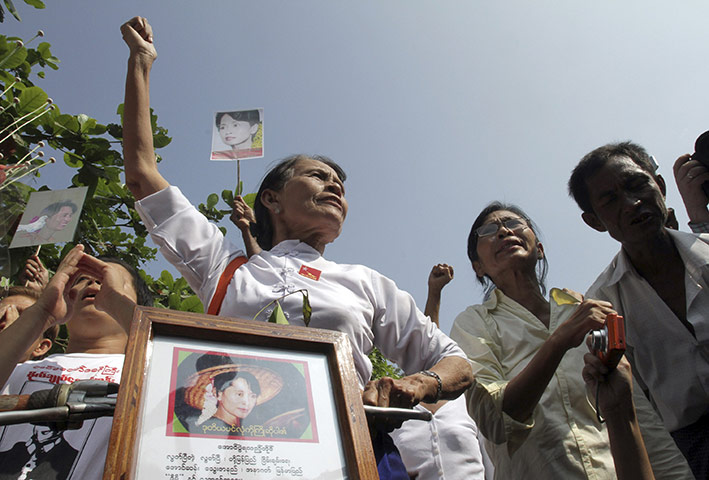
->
<box><xmin>5</xmin><ymin>1</ymin><xmax>709</xmax><ymax>335</ymax></box>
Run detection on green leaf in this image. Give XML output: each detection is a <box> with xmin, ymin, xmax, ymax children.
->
<box><xmin>206</xmin><ymin>193</ymin><xmax>219</xmax><ymax>209</ymax></box>
<box><xmin>302</xmin><ymin>290</ymin><xmax>312</xmax><ymax>327</ymax></box>
<box><xmin>63</xmin><ymin>151</ymin><xmax>83</xmax><ymax>168</ymax></box>
<box><xmin>160</xmin><ymin>270</ymin><xmax>174</xmax><ymax>289</ymax></box>
<box><xmin>268</xmin><ymin>301</ymin><xmax>289</xmax><ymax>325</ymax></box>
<box><xmin>3</xmin><ymin>0</ymin><xmax>21</xmax><ymax>21</ymax></box>
<box><xmin>221</xmin><ymin>189</ymin><xmax>234</xmax><ymax>206</ymax></box>
<box><xmin>180</xmin><ymin>295</ymin><xmax>204</xmax><ymax>313</ymax></box>
<box><xmin>22</xmin><ymin>0</ymin><xmax>45</xmax><ymax>9</ymax></box>
<box><xmin>168</xmin><ymin>292</ymin><xmax>181</xmax><ymax>310</ymax></box>
<box><xmin>153</xmin><ymin>133</ymin><xmax>171</xmax><ymax>148</ymax></box>
<box><xmin>37</xmin><ymin>42</ymin><xmax>51</xmax><ymax>59</ymax></box>
<box><xmin>54</xmin><ymin>113</ymin><xmax>79</xmax><ymax>132</ymax></box>
<box><xmin>243</xmin><ymin>193</ymin><xmax>257</xmax><ymax>209</ymax></box>
<box><xmin>16</xmin><ymin>86</ymin><xmax>47</xmax><ymax>115</ymax></box>
<box><xmin>0</xmin><ymin>43</ymin><xmax>27</xmax><ymax>69</ymax></box>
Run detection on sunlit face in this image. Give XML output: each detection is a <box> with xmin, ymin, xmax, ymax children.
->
<box><xmin>218</xmin><ymin>377</ymin><xmax>258</xmax><ymax>419</ymax></box>
<box><xmin>46</xmin><ymin>206</ymin><xmax>74</xmax><ymax>231</ymax></box>
<box><xmin>473</xmin><ymin>210</ymin><xmax>542</xmax><ymax>281</ymax></box>
<box><xmin>219</xmin><ymin>114</ymin><xmax>257</xmax><ymax>149</ymax></box>
<box><xmin>0</xmin><ymin>295</ymin><xmax>36</xmax><ymax>331</ymax></box>
<box><xmin>270</xmin><ymin>158</ymin><xmax>348</xmax><ymax>245</ymax></box>
<box><xmin>583</xmin><ymin>156</ymin><xmax>667</xmax><ymax>247</ymax></box>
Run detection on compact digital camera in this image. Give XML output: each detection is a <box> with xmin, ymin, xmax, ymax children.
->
<box><xmin>588</xmin><ymin>313</ymin><xmax>626</xmax><ymax>369</ymax></box>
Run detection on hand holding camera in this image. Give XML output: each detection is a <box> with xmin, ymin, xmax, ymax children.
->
<box><xmin>587</xmin><ymin>313</ymin><xmax>626</xmax><ymax>370</ymax></box>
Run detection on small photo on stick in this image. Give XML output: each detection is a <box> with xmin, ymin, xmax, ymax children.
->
<box><xmin>211</xmin><ymin>108</ymin><xmax>264</xmax><ymax>161</ymax></box>
<box><xmin>10</xmin><ymin>187</ymin><xmax>88</xmax><ymax>249</ymax></box>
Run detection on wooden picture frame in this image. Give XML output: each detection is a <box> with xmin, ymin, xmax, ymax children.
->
<box><xmin>104</xmin><ymin>306</ymin><xmax>377</xmax><ymax>479</ymax></box>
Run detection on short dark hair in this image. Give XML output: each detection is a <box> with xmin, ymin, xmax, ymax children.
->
<box><xmin>569</xmin><ymin>141</ymin><xmax>656</xmax><ymax>213</ymax></box>
<box><xmin>213</xmin><ymin>371</ymin><xmax>261</xmax><ymax>396</ymax></box>
<box><xmin>216</xmin><ymin>110</ymin><xmax>260</xmax><ymax>127</ymax></box>
<box><xmin>467</xmin><ymin>202</ymin><xmax>548</xmax><ymax>297</ymax></box>
<box><xmin>40</xmin><ymin>200</ymin><xmax>78</xmax><ymax>217</ymax></box>
<box><xmin>250</xmin><ymin>155</ymin><xmax>347</xmax><ymax>250</ymax></box>
<box><xmin>96</xmin><ymin>257</ymin><xmax>153</xmax><ymax>307</ymax></box>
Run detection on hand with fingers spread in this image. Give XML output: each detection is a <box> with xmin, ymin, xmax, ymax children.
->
<box><xmin>673</xmin><ymin>153</ymin><xmax>709</xmax><ymax>225</ymax></box>
<box><xmin>32</xmin><ymin>244</ymin><xmax>86</xmax><ymax>329</ymax></box>
<box><xmin>18</xmin><ymin>255</ymin><xmax>49</xmax><ymax>291</ymax></box>
<box><xmin>74</xmin><ymin>255</ymin><xmax>138</xmax><ymax>330</ymax></box>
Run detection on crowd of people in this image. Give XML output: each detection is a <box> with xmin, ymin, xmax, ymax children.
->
<box><xmin>0</xmin><ymin>14</ymin><xmax>707</xmax><ymax>480</ymax></box>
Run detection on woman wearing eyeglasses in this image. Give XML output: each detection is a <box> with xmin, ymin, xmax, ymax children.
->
<box><xmin>448</xmin><ymin>202</ymin><xmax>680</xmax><ymax>479</ymax></box>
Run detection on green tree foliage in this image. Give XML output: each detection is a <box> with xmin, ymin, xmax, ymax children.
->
<box><xmin>0</xmin><ymin>27</ymin><xmax>202</xmax><ymax>314</ymax></box>
<box><xmin>0</xmin><ymin>0</ymin><xmax>45</xmax><ymax>23</ymax></box>
<box><xmin>368</xmin><ymin>347</ymin><xmax>403</xmax><ymax>381</ymax></box>
<box><xmin>2</xmin><ymin>18</ymin><xmax>408</xmax><ymax>379</ymax></box>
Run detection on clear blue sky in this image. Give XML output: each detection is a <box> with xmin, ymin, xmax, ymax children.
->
<box><xmin>5</xmin><ymin>1</ymin><xmax>709</xmax><ymax>335</ymax></box>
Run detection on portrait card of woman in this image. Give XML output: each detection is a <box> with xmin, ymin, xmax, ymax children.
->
<box><xmin>210</xmin><ymin>108</ymin><xmax>264</xmax><ymax>161</ymax></box>
<box><xmin>166</xmin><ymin>347</ymin><xmax>317</xmax><ymax>442</ymax></box>
<box><xmin>9</xmin><ymin>187</ymin><xmax>88</xmax><ymax>249</ymax></box>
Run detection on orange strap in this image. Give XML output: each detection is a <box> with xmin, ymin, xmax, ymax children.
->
<box><xmin>206</xmin><ymin>255</ymin><xmax>248</xmax><ymax>315</ymax></box>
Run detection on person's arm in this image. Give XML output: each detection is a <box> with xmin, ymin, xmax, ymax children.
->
<box><xmin>0</xmin><ymin>245</ymin><xmax>85</xmax><ymax>388</ymax></box>
<box><xmin>121</xmin><ymin>16</ymin><xmax>169</xmax><ymax>200</ymax></box>
<box><xmin>583</xmin><ymin>354</ymin><xmax>655</xmax><ymax>480</ymax></box>
<box><xmin>230</xmin><ymin>196</ymin><xmax>262</xmax><ymax>258</ymax></box>
<box><xmin>502</xmin><ymin>299</ymin><xmax>613</xmax><ymax>422</ymax></box>
<box><xmin>423</xmin><ymin>263</ymin><xmax>453</xmax><ymax>327</ymax></box>
<box><xmin>18</xmin><ymin>255</ymin><xmax>49</xmax><ymax>291</ymax></box>
<box><xmin>362</xmin><ymin>355</ymin><xmax>472</xmax><ymax>408</ymax></box>
<box><xmin>673</xmin><ymin>153</ymin><xmax>709</xmax><ymax>230</ymax></box>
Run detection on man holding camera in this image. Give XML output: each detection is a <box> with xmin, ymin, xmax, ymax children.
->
<box><xmin>569</xmin><ymin>141</ymin><xmax>709</xmax><ymax>479</ymax></box>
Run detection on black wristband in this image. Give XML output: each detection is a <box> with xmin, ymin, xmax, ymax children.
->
<box><xmin>419</xmin><ymin>370</ymin><xmax>442</xmax><ymax>403</ymax></box>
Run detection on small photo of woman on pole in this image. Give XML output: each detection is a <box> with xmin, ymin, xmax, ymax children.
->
<box><xmin>210</xmin><ymin>109</ymin><xmax>264</xmax><ymax>160</ymax></box>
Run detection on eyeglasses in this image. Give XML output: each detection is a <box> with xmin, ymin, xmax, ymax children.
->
<box><xmin>475</xmin><ymin>218</ymin><xmax>528</xmax><ymax>238</ymax></box>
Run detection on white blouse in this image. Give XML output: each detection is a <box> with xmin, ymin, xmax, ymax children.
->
<box><xmin>136</xmin><ymin>186</ymin><xmax>465</xmax><ymax>387</ymax></box>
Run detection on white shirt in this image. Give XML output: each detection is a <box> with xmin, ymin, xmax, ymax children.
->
<box><xmin>390</xmin><ymin>396</ymin><xmax>486</xmax><ymax>479</ymax></box>
<box><xmin>586</xmin><ymin>229</ymin><xmax>709</xmax><ymax>433</ymax></box>
<box><xmin>450</xmin><ymin>288</ymin><xmax>692</xmax><ymax>480</ymax></box>
<box><xmin>0</xmin><ymin>353</ymin><xmax>124</xmax><ymax>480</ymax></box>
<box><xmin>135</xmin><ymin>186</ymin><xmax>465</xmax><ymax>387</ymax></box>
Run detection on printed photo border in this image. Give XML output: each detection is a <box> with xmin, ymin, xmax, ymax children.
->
<box><xmin>103</xmin><ymin>306</ymin><xmax>377</xmax><ymax>479</ymax></box>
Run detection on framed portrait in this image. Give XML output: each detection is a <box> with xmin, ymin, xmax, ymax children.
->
<box><xmin>9</xmin><ymin>187</ymin><xmax>88</xmax><ymax>249</ymax></box>
<box><xmin>104</xmin><ymin>306</ymin><xmax>377</xmax><ymax>479</ymax></box>
<box><xmin>211</xmin><ymin>108</ymin><xmax>264</xmax><ymax>161</ymax></box>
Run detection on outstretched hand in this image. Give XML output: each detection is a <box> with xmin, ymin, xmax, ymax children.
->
<box><xmin>75</xmin><ymin>255</ymin><xmax>138</xmax><ymax>318</ymax></box>
<box><xmin>121</xmin><ymin>16</ymin><xmax>157</xmax><ymax>65</ymax></box>
<box><xmin>32</xmin><ymin>244</ymin><xmax>86</xmax><ymax>328</ymax></box>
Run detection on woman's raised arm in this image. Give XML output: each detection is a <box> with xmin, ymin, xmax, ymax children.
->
<box><xmin>121</xmin><ymin>16</ymin><xmax>170</xmax><ymax>200</ymax></box>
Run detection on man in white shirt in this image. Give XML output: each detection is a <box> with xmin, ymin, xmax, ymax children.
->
<box><xmin>569</xmin><ymin>141</ymin><xmax>709</xmax><ymax>479</ymax></box>
<box><xmin>0</xmin><ymin>246</ymin><xmax>147</xmax><ymax>480</ymax></box>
